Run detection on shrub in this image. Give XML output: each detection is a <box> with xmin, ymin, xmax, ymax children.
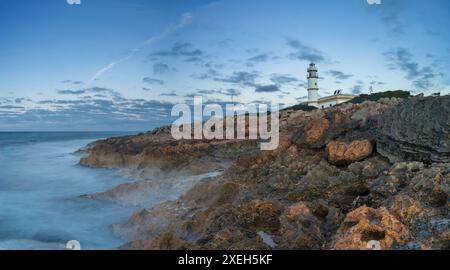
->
<box><xmin>282</xmin><ymin>104</ymin><xmax>317</xmax><ymax>112</ymax></box>
<box><xmin>348</xmin><ymin>90</ymin><xmax>411</xmax><ymax>104</ymax></box>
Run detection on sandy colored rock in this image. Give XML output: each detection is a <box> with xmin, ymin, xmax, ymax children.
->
<box><xmin>331</xmin><ymin>206</ymin><xmax>409</xmax><ymax>250</ymax></box>
<box><xmin>327</xmin><ymin>140</ymin><xmax>373</xmax><ymax>165</ymax></box>
<box><xmin>304</xmin><ymin>118</ymin><xmax>330</xmax><ymax>144</ymax></box>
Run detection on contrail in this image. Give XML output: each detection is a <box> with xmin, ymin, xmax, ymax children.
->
<box><xmin>88</xmin><ymin>13</ymin><xmax>193</xmax><ymax>84</ymax></box>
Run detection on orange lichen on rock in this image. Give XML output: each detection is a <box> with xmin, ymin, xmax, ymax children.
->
<box><xmin>331</xmin><ymin>206</ymin><xmax>409</xmax><ymax>250</ymax></box>
<box><xmin>327</xmin><ymin>139</ymin><xmax>373</xmax><ymax>165</ymax></box>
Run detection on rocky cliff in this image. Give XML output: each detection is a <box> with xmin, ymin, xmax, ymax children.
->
<box><xmin>377</xmin><ymin>95</ymin><xmax>450</xmax><ymax>163</ymax></box>
<box><xmin>79</xmin><ymin>95</ymin><xmax>449</xmax><ymax>250</ymax></box>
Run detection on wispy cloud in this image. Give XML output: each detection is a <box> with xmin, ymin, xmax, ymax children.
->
<box><xmin>88</xmin><ymin>13</ymin><xmax>193</xmax><ymax>84</ymax></box>
<box><xmin>213</xmin><ymin>71</ymin><xmax>260</xmax><ymax>87</ymax></box>
<box><xmin>143</xmin><ymin>77</ymin><xmax>164</xmax><ymax>85</ymax></box>
<box><xmin>287</xmin><ymin>39</ymin><xmax>326</xmax><ymax>63</ymax></box>
<box><xmin>270</xmin><ymin>74</ymin><xmax>299</xmax><ymax>85</ymax></box>
<box><xmin>326</xmin><ymin>70</ymin><xmax>353</xmax><ymax>80</ymax></box>
<box><xmin>57</xmin><ymin>89</ymin><xmax>86</xmax><ymax>95</ymax></box>
<box><xmin>148</xmin><ymin>41</ymin><xmax>206</xmax><ymax>64</ymax></box>
<box><xmin>351</xmin><ymin>84</ymin><xmax>364</xmax><ymax>94</ymax></box>
<box><xmin>369</xmin><ymin>0</ymin><xmax>407</xmax><ymax>36</ymax></box>
<box><xmin>153</xmin><ymin>62</ymin><xmax>173</xmax><ymax>75</ymax></box>
<box><xmin>384</xmin><ymin>47</ymin><xmax>438</xmax><ymax>89</ymax></box>
<box><xmin>255</xmin><ymin>84</ymin><xmax>280</xmax><ymax>93</ymax></box>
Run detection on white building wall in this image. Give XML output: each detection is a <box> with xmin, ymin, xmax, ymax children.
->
<box><xmin>318</xmin><ymin>99</ymin><xmax>337</xmax><ymax>109</ymax></box>
<box><xmin>317</xmin><ymin>97</ymin><xmax>354</xmax><ymax>109</ymax></box>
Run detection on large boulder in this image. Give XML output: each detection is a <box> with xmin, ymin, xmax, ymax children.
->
<box><xmin>293</xmin><ymin>111</ymin><xmax>351</xmax><ymax>149</ymax></box>
<box><xmin>326</xmin><ymin>140</ymin><xmax>374</xmax><ymax>166</ymax></box>
<box><xmin>377</xmin><ymin>95</ymin><xmax>450</xmax><ymax>163</ymax></box>
<box><xmin>293</xmin><ymin>99</ymin><xmax>402</xmax><ymax>149</ymax></box>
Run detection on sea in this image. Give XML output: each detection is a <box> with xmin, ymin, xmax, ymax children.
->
<box><xmin>0</xmin><ymin>132</ymin><xmax>140</xmax><ymax>250</ymax></box>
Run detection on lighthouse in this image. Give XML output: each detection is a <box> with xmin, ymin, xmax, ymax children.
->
<box><xmin>302</xmin><ymin>62</ymin><xmax>356</xmax><ymax>108</ymax></box>
<box><xmin>307</xmin><ymin>62</ymin><xmax>319</xmax><ymax>107</ymax></box>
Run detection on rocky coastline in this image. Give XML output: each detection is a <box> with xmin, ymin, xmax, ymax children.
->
<box><xmin>78</xmin><ymin>94</ymin><xmax>449</xmax><ymax>250</ymax></box>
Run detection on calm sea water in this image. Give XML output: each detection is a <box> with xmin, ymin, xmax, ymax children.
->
<box><xmin>0</xmin><ymin>132</ymin><xmax>138</xmax><ymax>250</ymax></box>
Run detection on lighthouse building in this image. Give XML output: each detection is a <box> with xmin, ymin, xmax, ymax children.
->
<box><xmin>305</xmin><ymin>63</ymin><xmax>355</xmax><ymax>109</ymax></box>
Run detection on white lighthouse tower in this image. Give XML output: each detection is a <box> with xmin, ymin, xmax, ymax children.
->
<box><xmin>307</xmin><ymin>62</ymin><xmax>319</xmax><ymax>107</ymax></box>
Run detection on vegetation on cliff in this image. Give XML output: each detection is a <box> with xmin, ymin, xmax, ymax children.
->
<box><xmin>348</xmin><ymin>90</ymin><xmax>411</xmax><ymax>104</ymax></box>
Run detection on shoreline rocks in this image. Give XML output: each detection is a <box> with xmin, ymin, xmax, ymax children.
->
<box><xmin>377</xmin><ymin>95</ymin><xmax>450</xmax><ymax>163</ymax></box>
<box><xmin>78</xmin><ymin>95</ymin><xmax>450</xmax><ymax>250</ymax></box>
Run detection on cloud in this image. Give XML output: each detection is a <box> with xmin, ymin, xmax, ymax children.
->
<box><xmin>160</xmin><ymin>93</ymin><xmax>177</xmax><ymax>97</ymax></box>
<box><xmin>197</xmin><ymin>89</ymin><xmax>222</xmax><ymax>95</ymax></box>
<box><xmin>88</xmin><ymin>56</ymin><xmax>133</xmax><ymax>85</ymax></box>
<box><xmin>270</xmin><ymin>74</ymin><xmax>299</xmax><ymax>85</ymax></box>
<box><xmin>0</xmin><ymin>105</ymin><xmax>25</xmax><ymax>110</ymax></box>
<box><xmin>14</xmin><ymin>98</ymin><xmax>30</xmax><ymax>103</ymax></box>
<box><xmin>217</xmin><ymin>39</ymin><xmax>233</xmax><ymax>48</ymax></box>
<box><xmin>54</xmin><ymin>86</ymin><xmax>123</xmax><ymax>99</ymax></box>
<box><xmin>351</xmin><ymin>85</ymin><xmax>364</xmax><ymax>94</ymax></box>
<box><xmin>192</xmin><ymin>69</ymin><xmax>220</xmax><ymax>80</ymax></box>
<box><xmin>143</xmin><ymin>77</ymin><xmax>164</xmax><ymax>85</ymax></box>
<box><xmin>369</xmin><ymin>0</ymin><xmax>407</xmax><ymax>35</ymax></box>
<box><xmin>214</xmin><ymin>71</ymin><xmax>260</xmax><ymax>87</ymax></box>
<box><xmin>0</xmin><ymin>91</ymin><xmax>177</xmax><ymax>131</ymax></box>
<box><xmin>247</xmin><ymin>53</ymin><xmax>270</xmax><ymax>63</ymax></box>
<box><xmin>255</xmin><ymin>85</ymin><xmax>280</xmax><ymax>93</ymax></box>
<box><xmin>62</xmin><ymin>80</ymin><xmax>84</xmax><ymax>85</ymax></box>
<box><xmin>153</xmin><ymin>62</ymin><xmax>172</xmax><ymax>75</ymax></box>
<box><xmin>223</xmin><ymin>88</ymin><xmax>241</xmax><ymax>96</ymax></box>
<box><xmin>149</xmin><ymin>41</ymin><xmax>205</xmax><ymax>63</ymax></box>
<box><xmin>287</xmin><ymin>39</ymin><xmax>326</xmax><ymax>63</ymax></box>
<box><xmin>89</xmin><ymin>13</ymin><xmax>193</xmax><ymax>84</ymax></box>
<box><xmin>58</xmin><ymin>89</ymin><xmax>86</xmax><ymax>95</ymax></box>
<box><xmin>384</xmin><ymin>48</ymin><xmax>437</xmax><ymax>89</ymax></box>
<box><xmin>195</xmin><ymin>88</ymin><xmax>241</xmax><ymax>97</ymax></box>
<box><xmin>326</xmin><ymin>70</ymin><xmax>353</xmax><ymax>80</ymax></box>
<box><xmin>370</xmin><ymin>80</ymin><xmax>386</xmax><ymax>85</ymax></box>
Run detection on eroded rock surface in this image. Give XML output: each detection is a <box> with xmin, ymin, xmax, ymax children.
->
<box><xmin>79</xmin><ymin>95</ymin><xmax>450</xmax><ymax>250</ymax></box>
<box><xmin>377</xmin><ymin>95</ymin><xmax>450</xmax><ymax>163</ymax></box>
<box><xmin>326</xmin><ymin>140</ymin><xmax>374</xmax><ymax>166</ymax></box>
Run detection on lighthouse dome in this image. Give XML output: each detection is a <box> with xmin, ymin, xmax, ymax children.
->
<box><xmin>307</xmin><ymin>62</ymin><xmax>318</xmax><ymax>72</ymax></box>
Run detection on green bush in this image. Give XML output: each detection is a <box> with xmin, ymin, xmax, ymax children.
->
<box><xmin>282</xmin><ymin>103</ymin><xmax>317</xmax><ymax>112</ymax></box>
<box><xmin>348</xmin><ymin>90</ymin><xmax>411</xmax><ymax>104</ymax></box>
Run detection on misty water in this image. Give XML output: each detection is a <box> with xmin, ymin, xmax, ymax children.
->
<box><xmin>0</xmin><ymin>132</ymin><xmax>139</xmax><ymax>250</ymax></box>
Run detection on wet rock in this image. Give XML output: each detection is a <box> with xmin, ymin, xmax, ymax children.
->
<box><xmin>121</xmin><ymin>231</ymin><xmax>195</xmax><ymax>250</ymax></box>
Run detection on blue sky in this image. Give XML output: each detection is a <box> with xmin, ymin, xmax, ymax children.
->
<box><xmin>0</xmin><ymin>0</ymin><xmax>449</xmax><ymax>131</ymax></box>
